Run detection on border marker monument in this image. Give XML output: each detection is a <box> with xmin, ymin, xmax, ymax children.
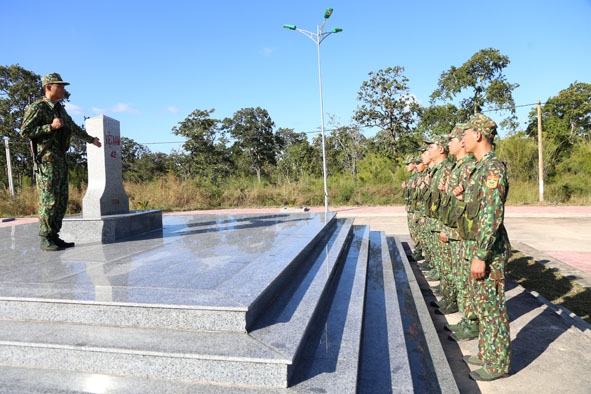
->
<box><xmin>61</xmin><ymin>115</ymin><xmax>162</xmax><ymax>243</ymax></box>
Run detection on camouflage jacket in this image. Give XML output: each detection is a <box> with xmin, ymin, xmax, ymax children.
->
<box><xmin>462</xmin><ymin>151</ymin><xmax>510</xmax><ymax>262</ymax></box>
<box><xmin>440</xmin><ymin>155</ymin><xmax>477</xmax><ymax>235</ymax></box>
<box><xmin>447</xmin><ymin>155</ymin><xmax>476</xmax><ymax>194</ymax></box>
<box><xmin>426</xmin><ymin>158</ymin><xmax>453</xmax><ymax>231</ymax></box>
<box><xmin>412</xmin><ymin>168</ymin><xmax>430</xmax><ymax>215</ymax></box>
<box><xmin>403</xmin><ymin>169</ymin><xmax>420</xmax><ymax>210</ymax></box>
<box><xmin>21</xmin><ymin>97</ymin><xmax>94</xmax><ymax>162</ymax></box>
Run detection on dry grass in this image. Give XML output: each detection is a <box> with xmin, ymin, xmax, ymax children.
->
<box><xmin>507</xmin><ymin>250</ymin><xmax>591</xmax><ymax>323</ymax></box>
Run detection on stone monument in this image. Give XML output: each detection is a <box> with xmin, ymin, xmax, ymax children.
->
<box><xmin>83</xmin><ymin>115</ymin><xmax>130</xmax><ymax>218</ymax></box>
<box><xmin>61</xmin><ymin>115</ymin><xmax>162</xmax><ymax>243</ymax></box>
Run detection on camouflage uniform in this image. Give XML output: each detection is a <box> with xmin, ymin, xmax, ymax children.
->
<box><xmin>446</xmin><ymin>154</ymin><xmax>477</xmax><ymax>319</ymax></box>
<box><xmin>423</xmin><ymin>137</ymin><xmax>453</xmax><ymax>292</ymax></box>
<box><xmin>21</xmin><ymin>73</ymin><xmax>96</xmax><ymax>248</ymax></box>
<box><xmin>414</xmin><ymin>151</ymin><xmax>433</xmax><ymax>267</ymax></box>
<box><xmin>459</xmin><ymin>114</ymin><xmax>511</xmax><ymax>376</ymax></box>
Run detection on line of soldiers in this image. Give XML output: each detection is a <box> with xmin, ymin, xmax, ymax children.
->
<box><xmin>402</xmin><ymin>113</ymin><xmax>511</xmax><ymax>382</ymax></box>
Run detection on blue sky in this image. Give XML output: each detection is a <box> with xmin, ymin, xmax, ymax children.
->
<box><xmin>3</xmin><ymin>0</ymin><xmax>590</xmax><ymax>153</ymax></box>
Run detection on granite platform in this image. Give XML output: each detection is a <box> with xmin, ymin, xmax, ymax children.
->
<box><xmin>0</xmin><ymin>211</ymin><xmax>457</xmax><ymax>393</ymax></box>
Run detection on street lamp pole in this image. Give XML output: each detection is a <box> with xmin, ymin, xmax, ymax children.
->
<box><xmin>284</xmin><ymin>8</ymin><xmax>342</xmax><ymax>214</ymax></box>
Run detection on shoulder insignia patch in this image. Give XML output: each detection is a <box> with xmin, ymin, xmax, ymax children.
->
<box><xmin>486</xmin><ymin>175</ymin><xmax>499</xmax><ymax>189</ymax></box>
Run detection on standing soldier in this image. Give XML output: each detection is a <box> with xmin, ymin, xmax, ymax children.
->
<box><xmin>21</xmin><ymin>73</ymin><xmax>102</xmax><ymax>251</ymax></box>
<box><xmin>453</xmin><ymin>113</ymin><xmax>511</xmax><ymax>381</ymax></box>
<box><xmin>402</xmin><ymin>155</ymin><xmax>418</xmax><ymax>254</ymax></box>
<box><xmin>415</xmin><ymin>147</ymin><xmax>434</xmax><ymax>270</ymax></box>
<box><xmin>422</xmin><ymin>136</ymin><xmax>454</xmax><ymax>303</ymax></box>
<box><xmin>443</xmin><ymin>124</ymin><xmax>478</xmax><ymax>338</ymax></box>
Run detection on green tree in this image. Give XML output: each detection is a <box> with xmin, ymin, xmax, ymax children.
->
<box><xmin>326</xmin><ymin>124</ymin><xmax>367</xmax><ymax>178</ymax></box>
<box><xmin>353</xmin><ymin>66</ymin><xmax>421</xmax><ymax>158</ymax></box>
<box><xmin>417</xmin><ymin>103</ymin><xmax>466</xmax><ymax>137</ymax></box>
<box><xmin>223</xmin><ymin>107</ymin><xmax>278</xmax><ymax>182</ymax></box>
<box><xmin>525</xmin><ymin>82</ymin><xmax>591</xmax><ymax>166</ymax></box>
<box><xmin>121</xmin><ymin>137</ymin><xmax>170</xmax><ymax>182</ymax></box>
<box><xmin>172</xmin><ymin>108</ymin><xmax>232</xmax><ymax>182</ymax></box>
<box><xmin>0</xmin><ymin>64</ymin><xmax>42</xmax><ymax>188</ymax></box>
<box><xmin>430</xmin><ymin>48</ymin><xmax>519</xmax><ymax>130</ymax></box>
<box><xmin>275</xmin><ymin>128</ymin><xmax>317</xmax><ymax>183</ymax></box>
<box><xmin>495</xmin><ymin>132</ymin><xmax>539</xmax><ymax>182</ymax></box>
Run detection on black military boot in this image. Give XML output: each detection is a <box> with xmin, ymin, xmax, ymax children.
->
<box><xmin>40</xmin><ymin>236</ymin><xmax>63</xmax><ymax>251</ymax></box>
<box><xmin>53</xmin><ymin>235</ymin><xmax>75</xmax><ymax>248</ymax></box>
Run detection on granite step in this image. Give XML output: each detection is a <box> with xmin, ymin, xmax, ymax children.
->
<box><xmin>0</xmin><ymin>219</ymin><xmax>356</xmax><ymax>388</ymax></box>
<box><xmin>0</xmin><ymin>214</ymin><xmax>340</xmax><ymax>333</ymax></box>
<box><xmin>0</xmin><ymin>225</ymin><xmax>459</xmax><ymax>392</ymax></box>
<box><xmin>0</xmin><ymin>319</ymin><xmax>290</xmax><ymax>387</ymax></box>
<box><xmin>289</xmin><ymin>225</ymin><xmax>370</xmax><ymax>392</ymax></box>
<box><xmin>357</xmin><ymin>231</ymin><xmax>413</xmax><ymax>393</ymax></box>
<box><xmin>248</xmin><ymin>218</ymin><xmax>355</xmax><ymax>382</ymax></box>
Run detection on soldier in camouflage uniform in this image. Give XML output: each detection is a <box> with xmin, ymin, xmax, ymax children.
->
<box><xmin>402</xmin><ymin>155</ymin><xmax>418</xmax><ymax>252</ymax></box>
<box><xmin>443</xmin><ymin>124</ymin><xmax>479</xmax><ymax>337</ymax></box>
<box><xmin>422</xmin><ymin>135</ymin><xmax>454</xmax><ymax>306</ymax></box>
<box><xmin>409</xmin><ymin>153</ymin><xmax>428</xmax><ymax>261</ymax></box>
<box><xmin>403</xmin><ymin>155</ymin><xmax>425</xmax><ymax>258</ymax></box>
<box><xmin>414</xmin><ymin>147</ymin><xmax>434</xmax><ymax>269</ymax></box>
<box><xmin>452</xmin><ymin>113</ymin><xmax>511</xmax><ymax>381</ymax></box>
<box><xmin>21</xmin><ymin>73</ymin><xmax>102</xmax><ymax>251</ymax></box>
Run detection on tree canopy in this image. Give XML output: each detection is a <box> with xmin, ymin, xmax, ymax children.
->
<box><xmin>353</xmin><ymin>66</ymin><xmax>422</xmax><ymax>158</ymax></box>
<box><xmin>430</xmin><ymin>48</ymin><xmax>519</xmax><ymax>130</ymax></box>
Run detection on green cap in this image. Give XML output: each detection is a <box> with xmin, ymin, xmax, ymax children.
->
<box><xmin>413</xmin><ymin>154</ymin><xmax>423</xmax><ymax>163</ymax></box>
<box><xmin>423</xmin><ymin>135</ymin><xmax>450</xmax><ymax>152</ymax></box>
<box><xmin>448</xmin><ymin>123</ymin><xmax>469</xmax><ymax>139</ymax></box>
<box><xmin>42</xmin><ymin>73</ymin><xmax>70</xmax><ymax>87</ymax></box>
<box><xmin>465</xmin><ymin>113</ymin><xmax>497</xmax><ymax>138</ymax></box>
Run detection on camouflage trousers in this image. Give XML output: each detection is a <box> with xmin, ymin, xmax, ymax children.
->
<box><xmin>422</xmin><ymin>217</ymin><xmax>438</xmax><ymax>267</ymax></box>
<box><xmin>459</xmin><ymin>240</ymin><xmax>478</xmax><ymax>320</ymax></box>
<box><xmin>416</xmin><ymin>214</ymin><xmax>432</xmax><ymax>261</ymax></box>
<box><xmin>471</xmin><ymin>243</ymin><xmax>512</xmax><ymax>374</ymax></box>
<box><xmin>407</xmin><ymin>210</ymin><xmax>419</xmax><ymax>246</ymax></box>
<box><xmin>441</xmin><ymin>232</ymin><xmax>460</xmax><ymax>304</ymax></box>
<box><xmin>37</xmin><ymin>157</ymin><xmax>69</xmax><ymax>238</ymax></box>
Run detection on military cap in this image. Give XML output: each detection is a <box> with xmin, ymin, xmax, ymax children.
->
<box><xmin>413</xmin><ymin>154</ymin><xmax>423</xmax><ymax>163</ymax></box>
<box><xmin>465</xmin><ymin>113</ymin><xmax>497</xmax><ymax>138</ymax></box>
<box><xmin>448</xmin><ymin>123</ymin><xmax>469</xmax><ymax>139</ymax></box>
<box><xmin>403</xmin><ymin>154</ymin><xmax>415</xmax><ymax>164</ymax></box>
<box><xmin>417</xmin><ymin>145</ymin><xmax>429</xmax><ymax>152</ymax></box>
<box><xmin>42</xmin><ymin>73</ymin><xmax>70</xmax><ymax>87</ymax></box>
<box><xmin>423</xmin><ymin>135</ymin><xmax>450</xmax><ymax>152</ymax></box>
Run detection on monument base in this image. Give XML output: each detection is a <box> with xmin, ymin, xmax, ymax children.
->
<box><xmin>61</xmin><ymin>210</ymin><xmax>163</xmax><ymax>244</ymax></box>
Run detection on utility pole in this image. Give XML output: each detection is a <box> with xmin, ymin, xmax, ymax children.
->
<box><xmin>537</xmin><ymin>100</ymin><xmax>544</xmax><ymax>202</ymax></box>
<box><xmin>4</xmin><ymin>137</ymin><xmax>15</xmax><ymax>199</ymax></box>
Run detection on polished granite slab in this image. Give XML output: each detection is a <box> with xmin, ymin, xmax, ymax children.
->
<box><xmin>0</xmin><ymin>212</ymin><xmax>334</xmax><ymax>309</ymax></box>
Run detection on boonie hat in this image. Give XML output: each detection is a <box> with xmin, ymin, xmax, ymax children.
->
<box><xmin>42</xmin><ymin>73</ymin><xmax>70</xmax><ymax>87</ymax></box>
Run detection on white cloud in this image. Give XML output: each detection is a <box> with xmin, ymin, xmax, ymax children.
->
<box><xmin>89</xmin><ymin>103</ymin><xmax>139</xmax><ymax>115</ymax></box>
<box><xmin>167</xmin><ymin>106</ymin><xmax>180</xmax><ymax>114</ymax></box>
<box><xmin>65</xmin><ymin>103</ymin><xmax>83</xmax><ymax>115</ymax></box>
<box><xmin>111</xmin><ymin>103</ymin><xmax>139</xmax><ymax>114</ymax></box>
